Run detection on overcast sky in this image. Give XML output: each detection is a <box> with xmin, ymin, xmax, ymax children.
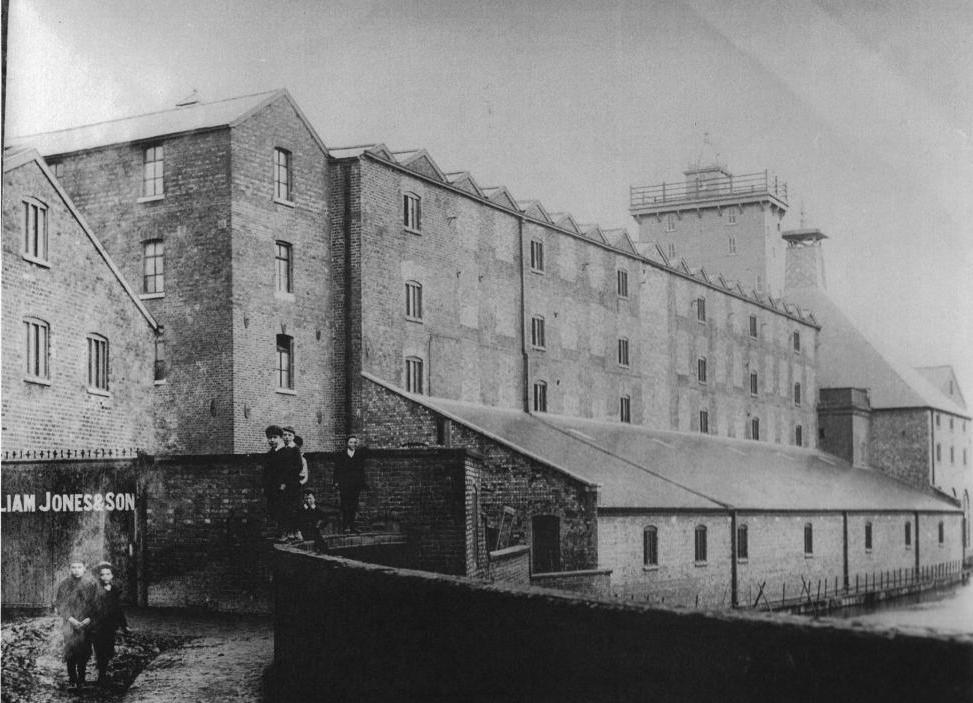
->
<box><xmin>6</xmin><ymin>0</ymin><xmax>973</xmax><ymax>401</ymax></box>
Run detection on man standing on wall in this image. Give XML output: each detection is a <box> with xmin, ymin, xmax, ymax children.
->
<box><xmin>334</xmin><ymin>435</ymin><xmax>367</xmax><ymax>533</ymax></box>
<box><xmin>263</xmin><ymin>425</ymin><xmax>303</xmax><ymax>542</ymax></box>
<box><xmin>54</xmin><ymin>560</ymin><xmax>97</xmax><ymax>689</ymax></box>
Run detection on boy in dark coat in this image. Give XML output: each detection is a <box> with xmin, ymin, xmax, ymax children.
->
<box><xmin>91</xmin><ymin>562</ymin><xmax>129</xmax><ymax>684</ymax></box>
<box><xmin>263</xmin><ymin>425</ymin><xmax>304</xmax><ymax>541</ymax></box>
<box><xmin>333</xmin><ymin>435</ymin><xmax>367</xmax><ymax>532</ymax></box>
<box><xmin>54</xmin><ymin>560</ymin><xmax>97</xmax><ymax>689</ymax></box>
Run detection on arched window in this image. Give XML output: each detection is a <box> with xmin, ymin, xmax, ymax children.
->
<box><xmin>643</xmin><ymin>526</ymin><xmax>658</xmax><ymax>566</ymax></box>
<box><xmin>531</xmin><ymin>316</ymin><xmax>546</xmax><ymax>349</ymax></box>
<box><xmin>22</xmin><ymin>198</ymin><xmax>49</xmax><ymax>261</ymax></box>
<box><xmin>87</xmin><ymin>333</ymin><xmax>110</xmax><ymax>392</ymax></box>
<box><xmin>403</xmin><ymin>192</ymin><xmax>421</xmax><ymax>232</ymax></box>
<box><xmin>405</xmin><ymin>281</ymin><xmax>423</xmax><ymax>321</ymax></box>
<box><xmin>533</xmin><ymin>381</ymin><xmax>547</xmax><ymax>412</ymax></box>
<box><xmin>276</xmin><ymin>334</ymin><xmax>294</xmax><ymax>390</ymax></box>
<box><xmin>694</xmin><ymin>525</ymin><xmax>707</xmax><ymax>563</ymax></box>
<box><xmin>618</xmin><ymin>337</ymin><xmax>630</xmax><ymax>367</ymax></box>
<box><xmin>24</xmin><ymin>317</ymin><xmax>50</xmax><ymax>381</ymax></box>
<box><xmin>405</xmin><ymin>356</ymin><xmax>423</xmax><ymax>394</ymax></box>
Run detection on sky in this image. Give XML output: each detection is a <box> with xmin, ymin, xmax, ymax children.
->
<box><xmin>5</xmin><ymin>0</ymin><xmax>973</xmax><ymax>402</ymax></box>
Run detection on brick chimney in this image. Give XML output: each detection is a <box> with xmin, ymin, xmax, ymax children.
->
<box><xmin>783</xmin><ymin>228</ymin><xmax>827</xmax><ymax>291</ymax></box>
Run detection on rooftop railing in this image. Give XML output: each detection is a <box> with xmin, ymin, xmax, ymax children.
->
<box><xmin>630</xmin><ymin>170</ymin><xmax>788</xmax><ymax>209</ymax></box>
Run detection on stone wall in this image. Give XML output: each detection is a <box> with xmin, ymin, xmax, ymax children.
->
<box><xmin>273</xmin><ymin>547</ymin><xmax>973</xmax><ymax>703</ymax></box>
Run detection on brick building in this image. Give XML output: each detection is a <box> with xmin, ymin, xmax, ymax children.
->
<box><xmin>2</xmin><ymin>148</ymin><xmax>159</xmax><ymax>455</ymax></box>
<box><xmin>4</xmin><ymin>90</ymin><xmax>965</xmax><ymax>606</ymax></box>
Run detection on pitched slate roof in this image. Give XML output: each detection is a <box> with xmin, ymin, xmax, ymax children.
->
<box><xmin>784</xmin><ymin>286</ymin><xmax>967</xmax><ymax>416</ymax></box>
<box><xmin>363</xmin><ymin>373</ymin><xmax>957</xmax><ymax>513</ymax></box>
<box><xmin>8</xmin><ymin>89</ymin><xmax>327</xmax><ymax>156</ymax></box>
<box><xmin>916</xmin><ymin>366</ymin><xmax>967</xmax><ymax>410</ymax></box>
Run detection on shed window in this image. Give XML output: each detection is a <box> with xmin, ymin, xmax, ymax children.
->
<box><xmin>643</xmin><ymin>526</ymin><xmax>658</xmax><ymax>566</ymax></box>
<box><xmin>694</xmin><ymin>525</ymin><xmax>707</xmax><ymax>563</ymax></box>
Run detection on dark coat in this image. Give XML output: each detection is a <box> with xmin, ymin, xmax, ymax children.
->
<box><xmin>263</xmin><ymin>446</ymin><xmax>304</xmax><ymax>498</ymax></box>
<box><xmin>93</xmin><ymin>583</ymin><xmax>127</xmax><ymax>635</ymax></box>
<box><xmin>54</xmin><ymin>575</ymin><xmax>97</xmax><ymax>661</ymax></box>
<box><xmin>334</xmin><ymin>448</ymin><xmax>367</xmax><ymax>489</ymax></box>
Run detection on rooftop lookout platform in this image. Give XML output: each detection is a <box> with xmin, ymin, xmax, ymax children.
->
<box><xmin>630</xmin><ymin>167</ymin><xmax>788</xmax><ymax>215</ymax></box>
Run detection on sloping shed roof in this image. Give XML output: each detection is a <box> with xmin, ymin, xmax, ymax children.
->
<box><xmin>784</xmin><ymin>287</ymin><xmax>966</xmax><ymax>416</ymax></box>
<box><xmin>542</xmin><ymin>415</ymin><xmax>958</xmax><ymax>513</ymax></box>
<box><xmin>363</xmin><ymin>373</ymin><xmax>956</xmax><ymax>513</ymax></box>
<box><xmin>8</xmin><ymin>89</ymin><xmax>326</xmax><ymax>156</ymax></box>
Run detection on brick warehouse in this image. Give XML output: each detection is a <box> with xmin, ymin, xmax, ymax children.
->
<box><xmin>3</xmin><ymin>89</ymin><xmax>966</xmax><ymax>609</ymax></box>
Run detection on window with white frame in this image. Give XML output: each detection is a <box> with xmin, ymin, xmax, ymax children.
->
<box><xmin>728</xmin><ymin>234</ymin><xmax>737</xmax><ymax>255</ymax></box>
<box><xmin>276</xmin><ymin>334</ymin><xmax>294</xmax><ymax>390</ymax></box>
<box><xmin>533</xmin><ymin>380</ymin><xmax>547</xmax><ymax>412</ymax></box>
<box><xmin>794</xmin><ymin>382</ymin><xmax>802</xmax><ymax>406</ymax></box>
<box><xmin>696</xmin><ymin>297</ymin><xmax>706</xmax><ymax>323</ymax></box>
<box><xmin>23</xmin><ymin>199</ymin><xmax>49</xmax><ymax>262</ymax></box>
<box><xmin>274</xmin><ymin>148</ymin><xmax>292</xmax><ymax>202</ymax></box>
<box><xmin>751</xmin><ymin>417</ymin><xmax>760</xmax><ymax>441</ymax></box>
<box><xmin>142</xmin><ymin>145</ymin><xmax>164</xmax><ymax>198</ymax></box>
<box><xmin>665</xmin><ymin>213</ymin><xmax>676</xmax><ymax>232</ymax></box>
<box><xmin>405</xmin><ymin>356</ymin><xmax>423</xmax><ymax>394</ymax></box>
<box><xmin>143</xmin><ymin>240</ymin><xmax>164</xmax><ymax>294</ymax></box>
<box><xmin>699</xmin><ymin>409</ymin><xmax>709</xmax><ymax>434</ymax></box>
<box><xmin>24</xmin><ymin>318</ymin><xmax>50</xmax><ymax>382</ymax></box>
<box><xmin>530</xmin><ymin>316</ymin><xmax>545</xmax><ymax>349</ymax></box>
<box><xmin>618</xmin><ymin>337</ymin><xmax>630</xmax><ymax>367</ymax></box>
<box><xmin>87</xmin><ymin>334</ymin><xmax>109</xmax><ymax>392</ymax></box>
<box><xmin>275</xmin><ymin>241</ymin><xmax>293</xmax><ymax>294</ymax></box>
<box><xmin>697</xmin><ymin>356</ymin><xmax>707</xmax><ymax>384</ymax></box>
<box><xmin>727</xmin><ymin>209</ymin><xmax>737</xmax><ymax>225</ymax></box>
<box><xmin>403</xmin><ymin>192</ymin><xmax>421</xmax><ymax>232</ymax></box>
<box><xmin>620</xmin><ymin>395</ymin><xmax>631</xmax><ymax>423</ymax></box>
<box><xmin>406</xmin><ymin>281</ymin><xmax>423</xmax><ymax>321</ymax></box>
<box><xmin>617</xmin><ymin>269</ymin><xmax>629</xmax><ymax>298</ymax></box>
<box><xmin>530</xmin><ymin>240</ymin><xmax>545</xmax><ymax>272</ymax></box>
<box><xmin>667</xmin><ymin>242</ymin><xmax>676</xmax><ymax>260</ymax></box>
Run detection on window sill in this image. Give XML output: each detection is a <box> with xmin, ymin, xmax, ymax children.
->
<box><xmin>137</xmin><ymin>194</ymin><xmax>165</xmax><ymax>204</ymax></box>
<box><xmin>804</xmin><ymin>553</ymin><xmax>814</xmax><ymax>559</ymax></box>
<box><xmin>154</xmin><ymin>379</ymin><xmax>168</xmax><ymax>386</ymax></box>
<box><xmin>22</xmin><ymin>254</ymin><xmax>51</xmax><ymax>268</ymax></box>
<box><xmin>274</xmin><ymin>291</ymin><xmax>295</xmax><ymax>302</ymax></box>
<box><xmin>404</xmin><ymin>227</ymin><xmax>422</xmax><ymax>236</ymax></box>
<box><xmin>736</xmin><ymin>558</ymin><xmax>749</xmax><ymax>564</ymax></box>
<box><xmin>694</xmin><ymin>561</ymin><xmax>708</xmax><ymax>567</ymax></box>
<box><xmin>531</xmin><ymin>346</ymin><xmax>546</xmax><ymax>352</ymax></box>
<box><xmin>276</xmin><ymin>388</ymin><xmax>297</xmax><ymax>396</ymax></box>
<box><xmin>273</xmin><ymin>197</ymin><xmax>296</xmax><ymax>208</ymax></box>
<box><xmin>87</xmin><ymin>387</ymin><xmax>111</xmax><ymax>398</ymax></box>
<box><xmin>529</xmin><ymin>268</ymin><xmax>545</xmax><ymax>275</ymax></box>
<box><xmin>24</xmin><ymin>376</ymin><xmax>52</xmax><ymax>387</ymax></box>
<box><xmin>642</xmin><ymin>565</ymin><xmax>659</xmax><ymax>572</ymax></box>
<box><xmin>140</xmin><ymin>292</ymin><xmax>165</xmax><ymax>300</ymax></box>
<box><xmin>405</xmin><ymin>316</ymin><xmax>424</xmax><ymax>324</ymax></box>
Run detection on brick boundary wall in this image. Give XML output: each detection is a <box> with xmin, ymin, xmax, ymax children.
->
<box><xmin>488</xmin><ymin>545</ymin><xmax>531</xmax><ymax>585</ymax></box>
<box><xmin>531</xmin><ymin>568</ymin><xmax>612</xmax><ymax>596</ymax></box>
<box><xmin>273</xmin><ymin>546</ymin><xmax>973</xmax><ymax>703</ymax></box>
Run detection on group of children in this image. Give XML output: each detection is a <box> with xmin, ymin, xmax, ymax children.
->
<box><xmin>263</xmin><ymin>425</ymin><xmax>368</xmax><ymax>542</ymax></box>
<box><xmin>53</xmin><ymin>559</ymin><xmax>129</xmax><ymax>689</ymax></box>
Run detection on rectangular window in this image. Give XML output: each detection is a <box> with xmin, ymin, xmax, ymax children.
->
<box><xmin>617</xmin><ymin>269</ymin><xmax>629</xmax><ymax>298</ymax></box>
<box><xmin>727</xmin><ymin>210</ymin><xmax>737</xmax><ymax>225</ymax></box>
<box><xmin>533</xmin><ymin>381</ymin><xmax>547</xmax><ymax>412</ymax></box>
<box><xmin>273</xmin><ymin>148</ymin><xmax>292</xmax><ymax>201</ymax></box>
<box><xmin>142</xmin><ymin>145</ymin><xmax>164</xmax><ymax>198</ymax></box>
<box><xmin>154</xmin><ymin>337</ymin><xmax>167</xmax><ymax>382</ymax></box>
<box><xmin>905</xmin><ymin>521</ymin><xmax>912</xmax><ymax>547</ymax></box>
<box><xmin>794</xmin><ymin>382</ymin><xmax>802</xmax><ymax>406</ymax></box>
<box><xmin>618</xmin><ymin>338</ymin><xmax>630</xmax><ymax>367</ymax></box>
<box><xmin>405</xmin><ymin>281</ymin><xmax>423</xmax><ymax>321</ymax></box>
<box><xmin>403</xmin><ymin>192</ymin><xmax>421</xmax><ymax>232</ymax></box>
<box><xmin>531</xmin><ymin>316</ymin><xmax>546</xmax><ymax>349</ymax></box>
<box><xmin>865</xmin><ymin>522</ymin><xmax>873</xmax><ymax>551</ymax></box>
<box><xmin>643</xmin><ymin>526</ymin><xmax>658</xmax><ymax>566</ymax></box>
<box><xmin>50</xmin><ymin>161</ymin><xmax>64</xmax><ymax>178</ymax></box>
<box><xmin>736</xmin><ymin>524</ymin><xmax>748</xmax><ymax>560</ymax></box>
<box><xmin>749</xmin><ymin>315</ymin><xmax>758</xmax><ymax>338</ymax></box>
<box><xmin>936</xmin><ymin>413</ymin><xmax>941</xmax><ymax>427</ymax></box>
<box><xmin>697</xmin><ymin>357</ymin><xmax>707</xmax><ymax>384</ymax></box>
<box><xmin>143</xmin><ymin>240</ymin><xmax>165</xmax><ymax>294</ymax></box>
<box><xmin>694</xmin><ymin>525</ymin><xmax>707</xmax><ymax>563</ymax></box>
<box><xmin>696</xmin><ymin>297</ymin><xmax>706</xmax><ymax>322</ymax></box>
<box><xmin>24</xmin><ymin>319</ymin><xmax>50</xmax><ymax>381</ymax></box>
<box><xmin>275</xmin><ymin>241</ymin><xmax>293</xmax><ymax>294</ymax></box>
<box><xmin>699</xmin><ymin>409</ymin><xmax>709</xmax><ymax>434</ymax></box>
<box><xmin>804</xmin><ymin>523</ymin><xmax>813</xmax><ymax>555</ymax></box>
<box><xmin>793</xmin><ymin>331</ymin><xmax>801</xmax><ymax>352</ymax></box>
<box><xmin>949</xmin><ymin>417</ymin><xmax>954</xmax><ymax>430</ymax></box>
<box><xmin>87</xmin><ymin>335</ymin><xmax>109</xmax><ymax>391</ymax></box>
<box><xmin>951</xmin><ymin>446</ymin><xmax>955</xmax><ymax>464</ymax></box>
<box><xmin>620</xmin><ymin>395</ymin><xmax>631</xmax><ymax>423</ymax></box>
<box><xmin>964</xmin><ymin>449</ymin><xmax>968</xmax><ymax>466</ymax></box>
<box><xmin>23</xmin><ymin>200</ymin><xmax>49</xmax><ymax>261</ymax></box>
<box><xmin>405</xmin><ymin>357</ymin><xmax>424</xmax><ymax>394</ymax></box>
<box><xmin>750</xmin><ymin>370</ymin><xmax>758</xmax><ymax>396</ymax></box>
<box><xmin>795</xmin><ymin>425</ymin><xmax>803</xmax><ymax>446</ymax></box>
<box><xmin>667</xmin><ymin>242</ymin><xmax>676</xmax><ymax>260</ymax></box>
<box><xmin>728</xmin><ymin>234</ymin><xmax>737</xmax><ymax>254</ymax></box>
<box><xmin>276</xmin><ymin>334</ymin><xmax>294</xmax><ymax>390</ymax></box>
<box><xmin>938</xmin><ymin>521</ymin><xmax>945</xmax><ymax>545</ymax></box>
<box><xmin>751</xmin><ymin>417</ymin><xmax>760</xmax><ymax>441</ymax></box>
<box><xmin>530</xmin><ymin>240</ymin><xmax>545</xmax><ymax>272</ymax></box>
<box><xmin>665</xmin><ymin>213</ymin><xmax>676</xmax><ymax>232</ymax></box>
<box><xmin>936</xmin><ymin>443</ymin><xmax>942</xmax><ymax>462</ymax></box>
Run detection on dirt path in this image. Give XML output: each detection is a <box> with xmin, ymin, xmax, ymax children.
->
<box><xmin>1</xmin><ymin>609</ymin><xmax>272</xmax><ymax>703</ymax></box>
